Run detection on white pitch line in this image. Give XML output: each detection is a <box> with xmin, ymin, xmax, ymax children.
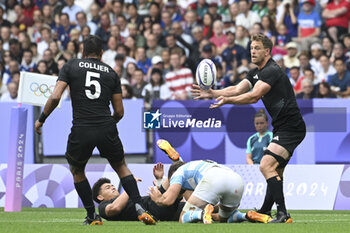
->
<box><xmin>295</xmin><ymin>219</ymin><xmax>350</xmax><ymax>223</ymax></box>
<box><xmin>0</xmin><ymin>219</ymin><xmax>82</xmax><ymax>223</ymax></box>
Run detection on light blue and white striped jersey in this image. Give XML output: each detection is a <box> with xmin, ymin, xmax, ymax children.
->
<box><xmin>169</xmin><ymin>160</ymin><xmax>217</xmax><ymax>190</ymax></box>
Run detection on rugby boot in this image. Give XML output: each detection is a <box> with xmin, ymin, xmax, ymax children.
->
<box><xmin>246</xmin><ymin>210</ymin><xmax>272</xmax><ymax>223</ymax></box>
<box><xmin>83</xmin><ymin>213</ymin><xmax>103</xmax><ymax>225</ymax></box>
<box><xmin>269</xmin><ymin>211</ymin><xmax>293</xmax><ymax>223</ymax></box>
<box><xmin>157</xmin><ymin>139</ymin><xmax>183</xmax><ymax>162</ymax></box>
<box><xmin>135</xmin><ymin>203</ymin><xmax>158</xmax><ymax>225</ymax></box>
<box><xmin>202</xmin><ymin>204</ymin><xmax>214</xmax><ymax>224</ymax></box>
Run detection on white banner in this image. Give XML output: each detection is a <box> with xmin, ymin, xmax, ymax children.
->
<box><xmin>18</xmin><ymin>72</ymin><xmax>62</xmax><ymax>107</ymax></box>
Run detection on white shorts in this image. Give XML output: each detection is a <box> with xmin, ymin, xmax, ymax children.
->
<box><xmin>192</xmin><ymin>165</ymin><xmax>244</xmax><ymax>208</ymax></box>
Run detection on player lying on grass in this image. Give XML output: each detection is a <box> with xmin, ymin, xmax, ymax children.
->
<box><xmin>150</xmin><ymin>139</ymin><xmax>272</xmax><ymax>224</ymax></box>
<box><xmin>92</xmin><ymin>163</ymin><xmax>185</xmax><ymax>222</ymax></box>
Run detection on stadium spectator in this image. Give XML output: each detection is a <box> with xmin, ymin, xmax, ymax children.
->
<box><xmin>343</xmin><ymin>34</ymin><xmax>350</xmax><ymax>65</ymax></box>
<box><xmin>296</xmin><ymin>78</ymin><xmax>316</xmax><ymax>99</ymax></box>
<box><xmin>246</xmin><ymin>109</ymin><xmax>272</xmax><ymax>165</ymax></box>
<box><xmin>146</xmin><ymin>34</ymin><xmax>162</xmax><ymax>59</ymax></box>
<box><xmin>14</xmin><ymin>4</ymin><xmax>34</xmax><ymax>28</ymax></box>
<box><xmin>148</xmin><ymin>2</ymin><xmax>161</xmax><ymax>24</ymax></box>
<box><xmin>322</xmin><ymin>0</ymin><xmax>350</xmax><ymax>43</ymax></box>
<box><xmin>49</xmin><ymin>0</ymin><xmax>65</xmax><ymax>16</ymax></box>
<box><xmin>116</xmin><ymin>44</ymin><xmax>136</xmax><ymax>68</ymax></box>
<box><xmin>57</xmin><ymin>13</ymin><xmax>75</xmax><ymax>49</ymax></box>
<box><xmin>165</xmin><ymin>51</ymin><xmax>193</xmax><ymax>100</ymax></box>
<box><xmin>318</xmin><ymin>54</ymin><xmax>336</xmax><ymax>84</ymax></box>
<box><xmin>34</xmin><ymin>60</ymin><xmax>49</xmax><ymax>75</ymax></box>
<box><xmin>43</xmin><ymin>48</ymin><xmax>59</xmax><ymax>75</ymax></box>
<box><xmin>297</xmin><ymin>0</ymin><xmax>321</xmax><ymax>51</ymax></box>
<box><xmin>75</xmin><ymin>11</ymin><xmax>97</xmax><ymax>35</ymax></box>
<box><xmin>37</xmin><ymin>26</ymin><xmax>53</xmax><ymax>55</ymax></box>
<box><xmin>142</xmin><ymin>68</ymin><xmax>171</xmax><ymax>104</ymax></box>
<box><xmin>20</xmin><ymin>49</ymin><xmax>36</xmax><ymax>72</ymax></box>
<box><xmin>208</xmin><ymin>3</ymin><xmax>221</xmax><ymax>21</ymax></box>
<box><xmin>125</xmin><ymin>62</ymin><xmax>137</xmax><ymax>83</ymax></box>
<box><xmin>0</xmin><ymin>81</ymin><xmax>18</xmax><ymax>102</ymax></box>
<box><xmin>125</xmin><ymin>36</ymin><xmax>137</xmax><ymax>60</ymax></box>
<box><xmin>127</xmin><ymin>3</ymin><xmax>142</xmax><ymax>27</ymax></box>
<box><xmin>210</xmin><ymin>20</ymin><xmax>228</xmax><ymax>55</ymax></box>
<box><xmin>62</xmin><ymin>0</ymin><xmax>83</xmax><ymax>25</ymax></box>
<box><xmin>147</xmin><ymin>55</ymin><xmax>165</xmax><ymax>78</ymax></box>
<box><xmin>183</xmin><ymin>10</ymin><xmax>199</xmax><ymax>37</ymax></box>
<box><xmin>171</xmin><ymin>22</ymin><xmax>193</xmax><ymax>52</ymax></box>
<box><xmin>42</xmin><ymin>4</ymin><xmax>55</xmax><ymax>30</ymax></box>
<box><xmin>161</xmin><ymin>49</ymin><xmax>171</xmax><ymax>74</ymax></box>
<box><xmin>289</xmin><ymin>66</ymin><xmax>301</xmax><ymax>87</ymax></box>
<box><xmin>202</xmin><ymin>13</ymin><xmax>214</xmax><ymax>39</ymax></box>
<box><xmin>128</xmin><ymin>23</ymin><xmax>145</xmax><ymax>48</ymax></box>
<box><xmin>276</xmin><ymin>0</ymin><xmax>298</xmax><ymax>38</ymax></box>
<box><xmin>121</xmin><ymin>82</ymin><xmax>135</xmax><ymax>99</ymax></box>
<box><xmin>95</xmin><ymin>12</ymin><xmax>111</xmax><ymax>50</ymax></box>
<box><xmin>116</xmin><ymin>15</ymin><xmax>129</xmax><ymax>39</ymax></box>
<box><xmin>236</xmin><ymin>0</ymin><xmax>261</xmax><ymax>31</ymax></box>
<box><xmin>235</xmin><ymin>26</ymin><xmax>249</xmax><ymax>50</ymax></box>
<box><xmin>316</xmin><ymin>82</ymin><xmax>337</xmax><ymax>98</ymax></box>
<box><xmin>101</xmin><ymin>36</ymin><xmax>117</xmax><ymax>68</ymax></box>
<box><xmin>136</xmin><ymin>47</ymin><xmax>152</xmax><ymax>75</ymax></box>
<box><xmin>294</xmin><ymin>68</ymin><xmax>317</xmax><ymax>94</ymax></box>
<box><xmin>227</xmin><ymin>65</ymin><xmax>249</xmax><ymax>86</ymax></box>
<box><xmin>212</xmin><ymin>63</ymin><xmax>226</xmax><ymax>90</ymax></box>
<box><xmin>139</xmin><ymin>16</ymin><xmax>152</xmax><ymax>39</ymax></box>
<box><xmin>131</xmin><ymin>68</ymin><xmax>147</xmax><ymax>98</ymax></box>
<box><xmin>330</xmin><ymin>42</ymin><xmax>346</xmax><ymax>64</ymax></box>
<box><xmin>1</xmin><ymin>26</ymin><xmax>11</xmax><ymax>50</ymax></box>
<box><xmin>0</xmin><ymin>6</ymin><xmax>12</xmax><ymax>28</ymax></box>
<box><xmin>137</xmin><ymin>0</ymin><xmax>150</xmax><ymax>16</ymax></box>
<box><xmin>88</xmin><ymin>3</ymin><xmax>100</xmax><ymax>26</ymax></box>
<box><xmin>283</xmin><ymin>42</ymin><xmax>299</xmax><ymax>69</ymax></box>
<box><xmin>322</xmin><ymin>36</ymin><xmax>334</xmax><ymax>58</ymax></box>
<box><xmin>229</xmin><ymin>2</ymin><xmax>239</xmax><ymax>24</ymax></box>
<box><xmin>218</xmin><ymin>0</ymin><xmax>231</xmax><ymax>22</ymax></box>
<box><xmin>189</xmin><ymin>0</ymin><xmax>208</xmax><ymax>19</ymax></box>
<box><xmin>309</xmin><ymin>43</ymin><xmax>323</xmax><ymax>80</ymax></box>
<box><xmin>222</xmin><ymin>30</ymin><xmax>248</xmax><ymax>73</ymax></box>
<box><xmin>252</xmin><ymin>0</ymin><xmax>268</xmax><ymax>18</ymax></box>
<box><xmin>161</xmin><ymin>10</ymin><xmax>172</xmax><ymax>34</ymax></box>
<box><xmin>328</xmin><ymin>58</ymin><xmax>350</xmax><ymax>97</ymax></box>
<box><xmin>9</xmin><ymin>38</ymin><xmax>22</xmax><ymax>63</ymax></box>
<box><xmin>48</xmin><ymin>41</ymin><xmax>63</xmax><ymax>62</ymax></box>
<box><xmin>152</xmin><ymin>23</ymin><xmax>166</xmax><ymax>47</ymax></box>
<box><xmin>110</xmin><ymin>0</ymin><xmax>124</xmax><ymax>25</ymax></box>
<box><xmin>261</xmin><ymin>16</ymin><xmax>277</xmax><ymax>45</ymax></box>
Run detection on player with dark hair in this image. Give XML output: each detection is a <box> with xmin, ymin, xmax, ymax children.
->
<box><xmin>92</xmin><ymin>163</ymin><xmax>184</xmax><ymax>222</ymax></box>
<box><xmin>34</xmin><ymin>35</ymin><xmax>157</xmax><ymax>225</ymax></box>
<box><xmin>191</xmin><ymin>33</ymin><xmax>306</xmax><ymax>223</ymax></box>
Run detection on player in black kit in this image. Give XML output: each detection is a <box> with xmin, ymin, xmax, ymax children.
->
<box><xmin>34</xmin><ymin>35</ymin><xmax>157</xmax><ymax>225</ymax></box>
<box><xmin>191</xmin><ymin>34</ymin><xmax>306</xmax><ymax>223</ymax></box>
<box><xmin>92</xmin><ymin>163</ymin><xmax>185</xmax><ymax>222</ymax></box>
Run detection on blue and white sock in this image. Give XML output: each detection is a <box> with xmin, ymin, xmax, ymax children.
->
<box><xmin>227</xmin><ymin>210</ymin><xmax>247</xmax><ymax>223</ymax></box>
<box><xmin>182</xmin><ymin>210</ymin><xmax>203</xmax><ymax>223</ymax></box>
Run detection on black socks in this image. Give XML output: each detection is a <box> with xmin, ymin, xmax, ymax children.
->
<box><xmin>120</xmin><ymin>175</ymin><xmax>142</xmax><ymax>204</ymax></box>
<box><xmin>266</xmin><ymin>176</ymin><xmax>287</xmax><ymax>214</ymax></box>
<box><xmin>74</xmin><ymin>179</ymin><xmax>95</xmax><ymax>219</ymax></box>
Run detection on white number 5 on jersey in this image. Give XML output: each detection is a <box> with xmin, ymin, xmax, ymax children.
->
<box><xmin>85</xmin><ymin>71</ymin><xmax>101</xmax><ymax>99</ymax></box>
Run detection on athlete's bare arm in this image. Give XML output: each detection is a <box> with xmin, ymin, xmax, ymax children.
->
<box><xmin>191</xmin><ymin>79</ymin><xmax>252</xmax><ymax>99</ymax></box>
<box><xmin>148</xmin><ymin>183</ymin><xmax>182</xmax><ymax>206</ymax></box>
<box><xmin>104</xmin><ymin>192</ymin><xmax>130</xmax><ymax>217</ymax></box>
<box><xmin>111</xmin><ymin>93</ymin><xmax>124</xmax><ymax>123</ymax></box>
<box><xmin>210</xmin><ymin>80</ymin><xmax>271</xmax><ymax>109</ymax></box>
<box><xmin>35</xmin><ymin>80</ymin><xmax>68</xmax><ymax>134</ymax></box>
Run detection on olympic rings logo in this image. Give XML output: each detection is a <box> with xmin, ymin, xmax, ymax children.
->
<box><xmin>30</xmin><ymin>82</ymin><xmax>55</xmax><ymax>98</ymax></box>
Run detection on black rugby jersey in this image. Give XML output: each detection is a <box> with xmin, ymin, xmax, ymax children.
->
<box><xmin>58</xmin><ymin>58</ymin><xmax>121</xmax><ymax>126</ymax></box>
<box><xmin>246</xmin><ymin>58</ymin><xmax>304</xmax><ymax>131</ymax></box>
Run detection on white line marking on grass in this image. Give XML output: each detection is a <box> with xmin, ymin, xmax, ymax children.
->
<box><xmin>0</xmin><ymin>219</ymin><xmax>82</xmax><ymax>223</ymax></box>
<box><xmin>295</xmin><ymin>219</ymin><xmax>350</xmax><ymax>223</ymax></box>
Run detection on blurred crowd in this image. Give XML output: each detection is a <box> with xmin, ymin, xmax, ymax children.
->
<box><xmin>1</xmin><ymin>0</ymin><xmax>350</xmax><ymax>104</ymax></box>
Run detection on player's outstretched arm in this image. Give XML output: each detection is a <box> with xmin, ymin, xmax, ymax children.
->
<box><xmin>35</xmin><ymin>80</ymin><xmax>68</xmax><ymax>135</ymax></box>
<box><xmin>210</xmin><ymin>80</ymin><xmax>271</xmax><ymax>109</ymax></box>
<box><xmin>111</xmin><ymin>93</ymin><xmax>124</xmax><ymax>123</ymax></box>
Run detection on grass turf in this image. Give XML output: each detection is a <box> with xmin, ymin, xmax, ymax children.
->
<box><xmin>0</xmin><ymin>208</ymin><xmax>350</xmax><ymax>233</ymax></box>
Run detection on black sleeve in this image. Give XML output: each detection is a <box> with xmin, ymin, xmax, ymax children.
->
<box><xmin>245</xmin><ymin>69</ymin><xmax>255</xmax><ymax>87</ymax></box>
<box><xmin>259</xmin><ymin>66</ymin><xmax>279</xmax><ymax>87</ymax></box>
<box><xmin>98</xmin><ymin>199</ymin><xmax>114</xmax><ymax>220</ymax></box>
<box><xmin>57</xmin><ymin>61</ymin><xmax>71</xmax><ymax>84</ymax></box>
<box><xmin>112</xmin><ymin>72</ymin><xmax>122</xmax><ymax>94</ymax></box>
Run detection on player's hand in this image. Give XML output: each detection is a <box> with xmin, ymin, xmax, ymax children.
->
<box><xmin>147</xmin><ymin>186</ymin><xmax>163</xmax><ymax>205</ymax></box>
<box><xmin>35</xmin><ymin>120</ymin><xmax>43</xmax><ymax>135</ymax></box>
<box><xmin>190</xmin><ymin>84</ymin><xmax>213</xmax><ymax>100</ymax></box>
<box><xmin>134</xmin><ymin>176</ymin><xmax>142</xmax><ymax>182</ymax></box>
<box><xmin>153</xmin><ymin>163</ymin><xmax>164</xmax><ymax>180</ymax></box>
<box><xmin>209</xmin><ymin>96</ymin><xmax>226</xmax><ymax>109</ymax></box>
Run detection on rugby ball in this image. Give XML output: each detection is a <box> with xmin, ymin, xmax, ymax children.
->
<box><xmin>195</xmin><ymin>59</ymin><xmax>216</xmax><ymax>89</ymax></box>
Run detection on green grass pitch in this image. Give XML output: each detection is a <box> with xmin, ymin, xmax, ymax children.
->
<box><xmin>1</xmin><ymin>208</ymin><xmax>350</xmax><ymax>233</ymax></box>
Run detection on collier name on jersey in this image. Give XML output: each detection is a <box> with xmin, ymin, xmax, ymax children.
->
<box><xmin>79</xmin><ymin>61</ymin><xmax>110</xmax><ymax>72</ymax></box>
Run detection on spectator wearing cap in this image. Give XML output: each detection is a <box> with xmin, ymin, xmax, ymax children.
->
<box><xmin>57</xmin><ymin>13</ymin><xmax>75</xmax><ymax>49</ymax></box>
<box><xmin>200</xmin><ymin>43</ymin><xmax>217</xmax><ymax>63</ymax></box>
<box><xmin>297</xmin><ymin>0</ymin><xmax>321</xmax><ymax>51</ymax></box>
<box><xmin>142</xmin><ymin>68</ymin><xmax>171</xmax><ymax>105</ymax></box>
<box><xmin>322</xmin><ymin>0</ymin><xmax>350</xmax><ymax>43</ymax></box>
<box><xmin>208</xmin><ymin>2</ymin><xmax>221</xmax><ymax>21</ymax></box>
<box><xmin>318</xmin><ymin>54</ymin><xmax>336</xmax><ymax>84</ymax></box>
<box><xmin>252</xmin><ymin>0</ymin><xmax>268</xmax><ymax>18</ymax></box>
<box><xmin>146</xmin><ymin>34</ymin><xmax>163</xmax><ymax>59</ymax></box>
<box><xmin>283</xmin><ymin>42</ymin><xmax>300</xmax><ymax>69</ymax></box>
<box><xmin>236</xmin><ymin>0</ymin><xmax>261</xmax><ymax>31</ymax></box>
<box><xmin>189</xmin><ymin>0</ymin><xmax>209</xmax><ymax>20</ymax></box>
<box><xmin>147</xmin><ymin>55</ymin><xmax>165</xmax><ymax>77</ymax></box>
<box><xmin>62</xmin><ymin>0</ymin><xmax>83</xmax><ymax>25</ymax></box>
<box><xmin>309</xmin><ymin>43</ymin><xmax>323</xmax><ymax>81</ymax></box>
<box><xmin>222</xmin><ymin>30</ymin><xmax>248</xmax><ymax>73</ymax></box>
